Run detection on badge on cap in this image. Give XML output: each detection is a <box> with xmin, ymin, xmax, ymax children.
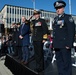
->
<box><xmin>56</xmin><ymin>2</ymin><xmax>59</xmax><ymax>6</ymax></box>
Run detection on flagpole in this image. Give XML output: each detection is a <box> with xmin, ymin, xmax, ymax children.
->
<box><xmin>69</xmin><ymin>0</ymin><xmax>72</xmax><ymax>14</ymax></box>
<box><xmin>33</xmin><ymin>0</ymin><xmax>35</xmax><ymax>10</ymax></box>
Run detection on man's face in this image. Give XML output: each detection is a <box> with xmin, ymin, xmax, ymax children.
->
<box><xmin>22</xmin><ymin>17</ymin><xmax>26</xmax><ymax>23</ymax></box>
<box><xmin>17</xmin><ymin>25</ymin><xmax>20</xmax><ymax>27</ymax></box>
<box><xmin>56</xmin><ymin>7</ymin><xmax>64</xmax><ymax>15</ymax></box>
<box><xmin>34</xmin><ymin>14</ymin><xmax>40</xmax><ymax>19</ymax></box>
<box><xmin>12</xmin><ymin>23</ymin><xmax>15</xmax><ymax>27</ymax></box>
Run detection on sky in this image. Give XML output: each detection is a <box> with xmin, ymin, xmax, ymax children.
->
<box><xmin>0</xmin><ymin>0</ymin><xmax>76</xmax><ymax>15</ymax></box>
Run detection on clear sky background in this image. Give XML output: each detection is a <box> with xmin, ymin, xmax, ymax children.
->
<box><xmin>0</xmin><ymin>0</ymin><xmax>76</xmax><ymax>15</ymax></box>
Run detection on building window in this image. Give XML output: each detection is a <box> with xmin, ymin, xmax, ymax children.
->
<box><xmin>15</xmin><ymin>8</ymin><xmax>16</xmax><ymax>14</ymax></box>
<box><xmin>48</xmin><ymin>13</ymin><xmax>49</xmax><ymax>17</ymax></box>
<box><xmin>29</xmin><ymin>10</ymin><xmax>30</xmax><ymax>15</ymax></box>
<box><xmin>12</xmin><ymin>18</ymin><xmax>14</xmax><ymax>22</ymax></box>
<box><xmin>7</xmin><ymin>18</ymin><xmax>9</xmax><ymax>23</ymax></box>
<box><xmin>17</xmin><ymin>9</ymin><xmax>19</xmax><ymax>14</ymax></box>
<box><xmin>50</xmin><ymin>14</ymin><xmax>54</xmax><ymax>18</ymax></box>
<box><xmin>31</xmin><ymin>11</ymin><xmax>33</xmax><ymax>15</ymax></box>
<box><xmin>20</xmin><ymin>9</ymin><xmax>21</xmax><ymax>14</ymax></box>
<box><xmin>10</xmin><ymin>18</ymin><xmax>11</xmax><ymax>23</ymax></box>
<box><xmin>43</xmin><ymin>13</ymin><xmax>44</xmax><ymax>16</ymax></box>
<box><xmin>12</xmin><ymin>8</ymin><xmax>14</xmax><ymax>14</ymax></box>
<box><xmin>15</xmin><ymin>18</ymin><xmax>16</xmax><ymax>22</ymax></box>
<box><xmin>27</xmin><ymin>9</ymin><xmax>28</xmax><ymax>15</ymax></box>
<box><xmin>22</xmin><ymin>10</ymin><xmax>24</xmax><ymax>15</ymax></box>
<box><xmin>45</xmin><ymin>13</ymin><xmax>47</xmax><ymax>17</ymax></box>
<box><xmin>7</xmin><ymin>7</ymin><xmax>9</xmax><ymax>13</ymax></box>
<box><xmin>25</xmin><ymin>10</ymin><xmax>26</xmax><ymax>15</ymax></box>
<box><xmin>10</xmin><ymin>7</ymin><xmax>11</xmax><ymax>13</ymax></box>
<box><xmin>19</xmin><ymin>19</ymin><xmax>21</xmax><ymax>23</ymax></box>
<box><xmin>17</xmin><ymin>18</ymin><xmax>19</xmax><ymax>22</ymax></box>
<box><xmin>45</xmin><ymin>13</ymin><xmax>48</xmax><ymax>17</ymax></box>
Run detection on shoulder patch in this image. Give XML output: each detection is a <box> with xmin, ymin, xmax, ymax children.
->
<box><xmin>69</xmin><ymin>17</ymin><xmax>74</xmax><ymax>22</ymax></box>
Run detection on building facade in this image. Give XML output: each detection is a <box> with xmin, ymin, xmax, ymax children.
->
<box><xmin>0</xmin><ymin>4</ymin><xmax>76</xmax><ymax>30</ymax></box>
<box><xmin>0</xmin><ymin>4</ymin><xmax>56</xmax><ymax>29</ymax></box>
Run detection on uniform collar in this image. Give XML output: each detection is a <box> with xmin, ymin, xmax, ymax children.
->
<box><xmin>58</xmin><ymin>13</ymin><xmax>65</xmax><ymax>18</ymax></box>
<box><xmin>58</xmin><ymin>14</ymin><xmax>62</xmax><ymax>18</ymax></box>
<box><xmin>35</xmin><ymin>17</ymin><xmax>40</xmax><ymax>20</ymax></box>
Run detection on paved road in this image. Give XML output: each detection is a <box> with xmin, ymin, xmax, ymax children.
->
<box><xmin>0</xmin><ymin>56</ymin><xmax>13</xmax><ymax>75</ymax></box>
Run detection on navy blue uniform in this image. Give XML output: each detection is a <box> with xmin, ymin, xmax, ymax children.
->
<box><xmin>32</xmin><ymin>18</ymin><xmax>48</xmax><ymax>72</ymax></box>
<box><xmin>53</xmin><ymin>13</ymin><xmax>75</xmax><ymax>48</ymax></box>
<box><xmin>53</xmin><ymin>13</ymin><xmax>75</xmax><ymax>75</ymax></box>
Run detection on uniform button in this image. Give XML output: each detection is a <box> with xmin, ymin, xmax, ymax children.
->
<box><xmin>64</xmin><ymin>38</ymin><xmax>65</xmax><ymax>40</ymax></box>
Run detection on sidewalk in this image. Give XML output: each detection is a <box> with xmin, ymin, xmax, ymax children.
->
<box><xmin>0</xmin><ymin>56</ymin><xmax>13</xmax><ymax>75</ymax></box>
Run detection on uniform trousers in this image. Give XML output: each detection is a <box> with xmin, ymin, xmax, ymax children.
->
<box><xmin>33</xmin><ymin>41</ymin><xmax>44</xmax><ymax>71</ymax></box>
<box><xmin>55</xmin><ymin>48</ymin><xmax>72</xmax><ymax>75</ymax></box>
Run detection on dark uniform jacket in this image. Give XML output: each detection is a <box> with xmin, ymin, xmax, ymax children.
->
<box><xmin>31</xmin><ymin>18</ymin><xmax>48</xmax><ymax>41</ymax></box>
<box><xmin>53</xmin><ymin>13</ymin><xmax>75</xmax><ymax>48</ymax></box>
